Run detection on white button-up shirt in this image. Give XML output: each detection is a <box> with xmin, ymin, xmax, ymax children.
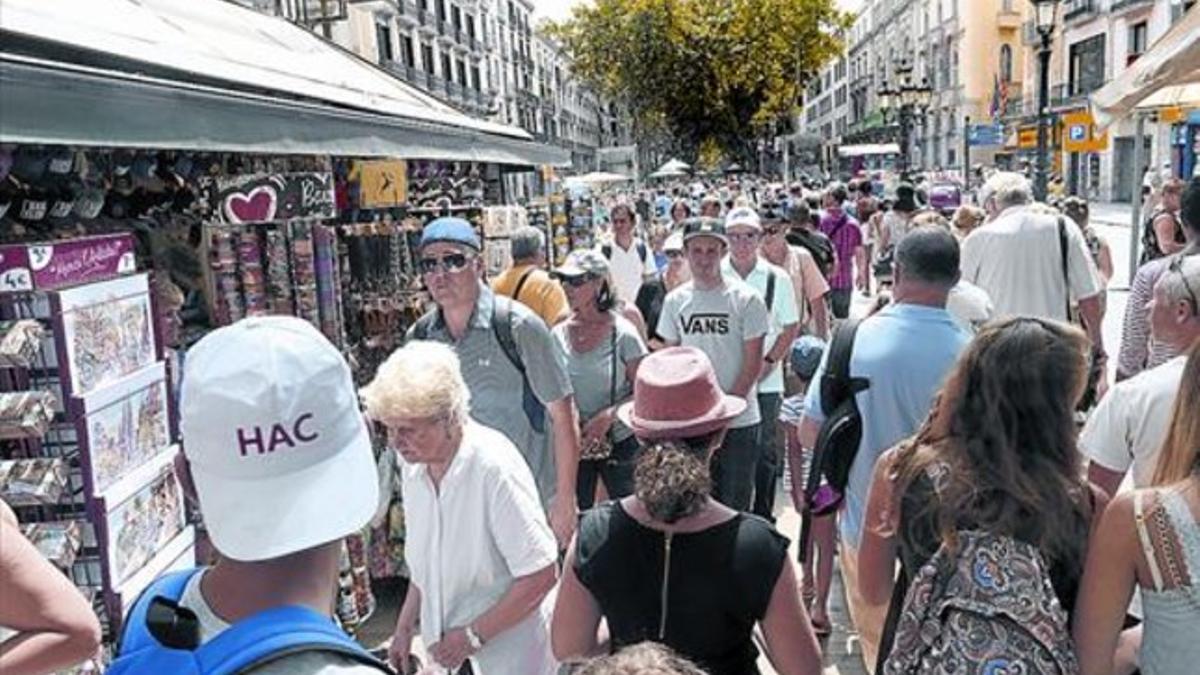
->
<box><xmin>402</xmin><ymin>421</ymin><xmax>558</xmax><ymax>675</ymax></box>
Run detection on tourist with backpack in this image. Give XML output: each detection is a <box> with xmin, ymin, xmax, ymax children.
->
<box><xmin>857</xmin><ymin>317</ymin><xmax>1106</xmax><ymax>674</ymax></box>
<box><xmin>599</xmin><ymin>203</ymin><xmax>657</xmax><ymax>305</ymax></box>
<box><xmin>362</xmin><ymin>341</ymin><xmax>559</xmax><ymax>675</ymax></box>
<box><xmin>1075</xmin><ymin>340</ymin><xmax>1200</xmax><ymax>675</ymax></box>
<box><xmin>722</xmin><ymin>205</ymin><xmax>802</xmax><ymax>523</ymax></box>
<box><xmin>760</xmin><ymin>201</ymin><xmax>830</xmax><ymax>340</ymax></box>
<box><xmin>1140</xmin><ymin>178</ymin><xmax>1187</xmax><ymax>265</ymax></box>
<box><xmin>785</xmin><ymin>202</ymin><xmax>837</xmax><ymax>283</ymax></box>
<box><xmin>797</xmin><ymin>227</ymin><xmax>971</xmax><ymax>672</ymax></box>
<box><xmin>407</xmin><ymin>217</ymin><xmax>581</xmax><ymax>548</ymax></box>
<box><xmin>109</xmin><ymin>316</ymin><xmax>389</xmax><ymax>674</ymax></box>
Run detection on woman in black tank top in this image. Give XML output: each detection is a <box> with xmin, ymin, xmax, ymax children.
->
<box><xmin>550</xmin><ymin>347</ymin><xmax>822</xmax><ymax>674</ymax></box>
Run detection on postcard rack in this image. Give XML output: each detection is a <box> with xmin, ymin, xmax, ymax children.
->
<box><xmin>0</xmin><ymin>265</ymin><xmax>191</xmax><ymax>668</ymax></box>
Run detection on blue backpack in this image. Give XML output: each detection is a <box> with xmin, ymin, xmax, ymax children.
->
<box><xmin>108</xmin><ymin>569</ymin><xmax>392</xmax><ymax>675</ymax></box>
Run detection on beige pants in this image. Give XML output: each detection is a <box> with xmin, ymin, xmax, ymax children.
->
<box><xmin>839</xmin><ymin>544</ymin><xmax>890</xmax><ymax>674</ymax></box>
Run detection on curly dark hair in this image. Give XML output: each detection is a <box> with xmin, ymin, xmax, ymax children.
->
<box><xmin>633</xmin><ymin>433</ymin><xmax>721</xmax><ymax>523</ymax></box>
<box><xmin>892</xmin><ymin>317</ymin><xmax>1095</xmax><ymax>571</ymax></box>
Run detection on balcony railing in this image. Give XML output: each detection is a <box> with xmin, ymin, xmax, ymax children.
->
<box><xmin>1063</xmin><ymin>0</ymin><xmax>1098</xmax><ymax>23</ymax></box>
<box><xmin>1110</xmin><ymin>0</ymin><xmax>1154</xmax><ymax>13</ymax></box>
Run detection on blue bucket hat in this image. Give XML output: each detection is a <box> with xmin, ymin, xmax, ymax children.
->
<box><xmin>419</xmin><ymin>216</ymin><xmax>481</xmax><ymax>252</ymax></box>
<box><xmin>790</xmin><ymin>335</ymin><xmax>827</xmax><ymax>381</ymax></box>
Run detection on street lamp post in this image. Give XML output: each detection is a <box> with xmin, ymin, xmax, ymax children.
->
<box><xmin>877</xmin><ymin>59</ymin><xmax>932</xmax><ymax>177</ymax></box>
<box><xmin>1031</xmin><ymin>0</ymin><xmax>1060</xmax><ymax>202</ymax></box>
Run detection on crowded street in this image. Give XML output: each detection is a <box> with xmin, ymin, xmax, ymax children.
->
<box><xmin>2</xmin><ymin>1</ymin><xmax>1199</xmax><ymax>675</ymax></box>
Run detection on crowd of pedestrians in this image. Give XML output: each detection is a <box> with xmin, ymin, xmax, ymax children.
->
<box><xmin>4</xmin><ymin>170</ymin><xmax>1199</xmax><ymax>675</ymax></box>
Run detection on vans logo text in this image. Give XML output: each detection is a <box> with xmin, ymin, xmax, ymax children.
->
<box><xmin>682</xmin><ymin>313</ymin><xmax>730</xmax><ymax>335</ymax></box>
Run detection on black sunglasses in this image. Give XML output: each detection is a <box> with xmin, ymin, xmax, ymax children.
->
<box><xmin>665</xmin><ymin>250</ymin><xmax>683</xmax><ymax>259</ymax></box>
<box><xmin>419</xmin><ymin>253</ymin><xmax>472</xmax><ymax>274</ymax></box>
<box><xmin>557</xmin><ymin>274</ymin><xmax>593</xmax><ymax>288</ymax></box>
<box><xmin>1169</xmin><ymin>255</ymin><xmax>1199</xmax><ymax>313</ymax></box>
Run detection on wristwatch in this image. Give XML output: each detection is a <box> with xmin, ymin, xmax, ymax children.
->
<box><xmin>465</xmin><ymin>624</ymin><xmax>485</xmax><ymax>651</ymax></box>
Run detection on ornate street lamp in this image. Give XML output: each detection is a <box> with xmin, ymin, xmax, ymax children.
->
<box><xmin>876</xmin><ymin>59</ymin><xmax>932</xmax><ymax>175</ymax></box>
<box><xmin>1030</xmin><ymin>0</ymin><xmax>1060</xmax><ymax>201</ymax></box>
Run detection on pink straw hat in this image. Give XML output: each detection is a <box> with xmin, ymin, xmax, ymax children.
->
<box><xmin>617</xmin><ymin>346</ymin><xmax>746</xmax><ymax>440</ymax></box>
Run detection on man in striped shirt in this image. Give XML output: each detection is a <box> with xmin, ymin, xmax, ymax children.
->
<box><xmin>817</xmin><ymin>183</ymin><xmax>866</xmax><ymax>318</ymax></box>
<box><xmin>1117</xmin><ymin>177</ymin><xmax>1200</xmax><ymax>381</ymax></box>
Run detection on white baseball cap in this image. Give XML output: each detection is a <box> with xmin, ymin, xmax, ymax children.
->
<box><xmin>724</xmin><ymin>206</ymin><xmax>761</xmax><ymax>232</ymax></box>
<box><xmin>180</xmin><ymin>316</ymin><xmax>378</xmax><ymax>562</ymax></box>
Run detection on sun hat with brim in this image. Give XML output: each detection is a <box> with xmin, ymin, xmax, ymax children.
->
<box><xmin>419</xmin><ymin>216</ymin><xmax>481</xmax><ymax>251</ymax></box>
<box><xmin>552</xmin><ymin>248</ymin><xmax>609</xmax><ymax>279</ymax></box>
<box><xmin>180</xmin><ymin>315</ymin><xmax>379</xmax><ymax>562</ymax></box>
<box><xmin>617</xmin><ymin>346</ymin><xmax>746</xmax><ymax>440</ymax></box>
<box><xmin>681</xmin><ymin>217</ymin><xmax>729</xmax><ymax>246</ymax></box>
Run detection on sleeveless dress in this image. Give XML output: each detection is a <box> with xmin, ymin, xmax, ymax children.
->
<box><xmin>1135</xmin><ymin>489</ymin><xmax>1200</xmax><ymax>674</ymax></box>
<box><xmin>574</xmin><ymin>501</ymin><xmax>788</xmax><ymax>675</ymax></box>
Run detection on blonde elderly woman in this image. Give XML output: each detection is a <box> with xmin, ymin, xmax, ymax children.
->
<box><xmin>362</xmin><ymin>341</ymin><xmax>558</xmax><ymax>675</ymax></box>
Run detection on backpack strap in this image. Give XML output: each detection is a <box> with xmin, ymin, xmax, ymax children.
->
<box><xmin>764</xmin><ymin>268</ymin><xmax>777</xmax><ymax>314</ymax></box>
<box><xmin>601</xmin><ymin>244</ymin><xmax>613</xmax><ymax>260</ymax></box>
<box><xmin>1134</xmin><ymin>491</ymin><xmax>1167</xmax><ymax>592</ymax></box>
<box><xmin>116</xmin><ymin>569</ymin><xmax>203</xmax><ymax>656</ymax></box>
<box><xmin>511</xmin><ymin>267</ymin><xmax>536</xmax><ymax>305</ymax></box>
<box><xmin>195</xmin><ymin>605</ymin><xmax>389</xmax><ymax>675</ymax></box>
<box><xmin>819</xmin><ymin>319</ymin><xmax>867</xmax><ymax>417</ymax></box>
<box><xmin>491</xmin><ymin>296</ymin><xmax>525</xmax><ymax>377</ymax></box>
<box><xmin>410</xmin><ymin>309</ymin><xmax>438</xmax><ymax>341</ymax></box>
<box><xmin>637</xmin><ymin>241</ymin><xmax>649</xmax><ymax>264</ymax></box>
<box><xmin>1056</xmin><ymin>217</ymin><xmax>1071</xmax><ymax>319</ymax></box>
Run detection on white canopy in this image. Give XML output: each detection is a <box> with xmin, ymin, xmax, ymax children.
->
<box><xmin>837</xmin><ymin>143</ymin><xmax>901</xmax><ymax>158</ymax></box>
<box><xmin>565</xmin><ymin>171</ymin><xmax>633</xmax><ymax>186</ymax></box>
<box><xmin>1091</xmin><ymin>6</ymin><xmax>1200</xmax><ymax>129</ymax></box>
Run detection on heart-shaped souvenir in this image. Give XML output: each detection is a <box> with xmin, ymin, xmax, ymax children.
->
<box><xmin>224</xmin><ymin>185</ymin><xmax>277</xmax><ymax>223</ymax></box>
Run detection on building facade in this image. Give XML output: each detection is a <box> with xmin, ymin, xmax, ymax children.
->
<box><xmin>233</xmin><ymin>0</ymin><xmax>622</xmax><ymax>177</ymax></box>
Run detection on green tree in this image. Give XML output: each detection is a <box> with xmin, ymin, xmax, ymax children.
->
<box><xmin>546</xmin><ymin>0</ymin><xmax>851</xmax><ymax>168</ymax></box>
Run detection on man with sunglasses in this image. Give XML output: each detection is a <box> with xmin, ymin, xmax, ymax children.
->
<box><xmin>1117</xmin><ymin>177</ymin><xmax>1200</xmax><ymax>381</ymax></box>
<box><xmin>407</xmin><ymin>218</ymin><xmax>581</xmax><ymax>548</ymax></box>
<box><xmin>759</xmin><ymin>201</ymin><xmax>830</xmax><ymax>340</ymax></box>
<box><xmin>1083</xmin><ymin>254</ymin><xmax>1200</xmax><ymax>498</ymax></box>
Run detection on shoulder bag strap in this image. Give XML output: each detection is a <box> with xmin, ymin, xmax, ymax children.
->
<box><xmin>1133</xmin><ymin>491</ymin><xmax>1167</xmax><ymax>592</ymax></box>
<box><xmin>1057</xmin><ymin>217</ymin><xmax>1071</xmax><ymax>319</ymax></box>
<box><xmin>764</xmin><ymin>268</ymin><xmax>777</xmax><ymax>314</ymax></box>
<box><xmin>511</xmin><ymin>266</ymin><xmax>536</xmax><ymax>305</ymax></box>
<box><xmin>490</xmin><ymin>297</ymin><xmax>525</xmax><ymax>375</ymax></box>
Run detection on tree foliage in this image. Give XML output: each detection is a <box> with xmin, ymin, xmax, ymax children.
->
<box><xmin>546</xmin><ymin>0</ymin><xmax>851</xmax><ymax>165</ymax></box>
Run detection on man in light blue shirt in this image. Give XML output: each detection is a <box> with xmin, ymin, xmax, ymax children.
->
<box><xmin>722</xmin><ymin>205</ymin><xmax>800</xmax><ymax>522</ymax></box>
<box><xmin>798</xmin><ymin>226</ymin><xmax>971</xmax><ymax>670</ymax></box>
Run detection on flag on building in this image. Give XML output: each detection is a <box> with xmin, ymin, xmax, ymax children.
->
<box><xmin>990</xmin><ymin>74</ymin><xmax>1002</xmax><ymax>123</ymax></box>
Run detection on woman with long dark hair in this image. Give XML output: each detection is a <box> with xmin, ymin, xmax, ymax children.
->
<box><xmin>857</xmin><ymin>317</ymin><xmax>1107</xmax><ymax>670</ymax></box>
<box><xmin>551</xmin><ymin>347</ymin><xmax>821</xmax><ymax>675</ymax></box>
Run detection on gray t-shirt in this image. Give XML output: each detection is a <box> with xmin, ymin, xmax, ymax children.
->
<box><xmin>656</xmin><ymin>279</ymin><xmax>770</xmax><ymax>428</ymax></box>
<box><xmin>552</xmin><ymin>315</ymin><xmax>647</xmax><ymax>442</ymax></box>
<box><xmin>408</xmin><ymin>284</ymin><xmax>573</xmax><ymax>503</ymax></box>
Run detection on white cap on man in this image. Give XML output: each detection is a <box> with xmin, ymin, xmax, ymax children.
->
<box><xmin>180</xmin><ymin>316</ymin><xmax>378</xmax><ymax>562</ymax></box>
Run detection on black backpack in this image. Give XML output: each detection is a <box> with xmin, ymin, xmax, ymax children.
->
<box><xmin>1140</xmin><ymin>208</ymin><xmax>1185</xmax><ymax>265</ymax></box>
<box><xmin>798</xmin><ymin>319</ymin><xmax>869</xmax><ymax>561</ymax></box>
<box><xmin>410</xmin><ymin>296</ymin><xmax>546</xmax><ymax>433</ymax></box>
<box><xmin>787</xmin><ymin>229</ymin><xmax>836</xmax><ymax>280</ymax></box>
